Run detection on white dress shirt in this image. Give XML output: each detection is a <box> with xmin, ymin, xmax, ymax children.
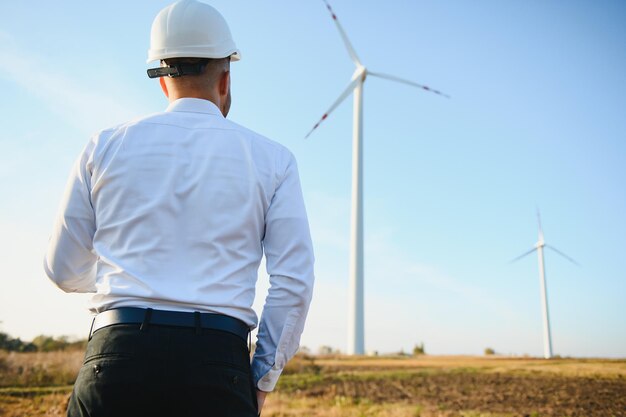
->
<box><xmin>44</xmin><ymin>98</ymin><xmax>315</xmax><ymax>391</ymax></box>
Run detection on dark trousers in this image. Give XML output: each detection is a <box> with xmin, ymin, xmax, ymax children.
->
<box><xmin>68</xmin><ymin>323</ymin><xmax>258</xmax><ymax>417</ymax></box>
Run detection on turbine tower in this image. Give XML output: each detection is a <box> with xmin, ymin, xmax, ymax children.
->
<box><xmin>306</xmin><ymin>0</ymin><xmax>449</xmax><ymax>355</ymax></box>
<box><xmin>510</xmin><ymin>211</ymin><xmax>579</xmax><ymax>359</ymax></box>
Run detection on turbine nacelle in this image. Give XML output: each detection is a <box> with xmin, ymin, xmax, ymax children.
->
<box><xmin>352</xmin><ymin>66</ymin><xmax>367</xmax><ymax>82</ymax></box>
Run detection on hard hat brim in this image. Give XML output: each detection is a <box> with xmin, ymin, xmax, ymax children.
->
<box><xmin>146</xmin><ymin>49</ymin><xmax>241</xmax><ymax>64</ymax></box>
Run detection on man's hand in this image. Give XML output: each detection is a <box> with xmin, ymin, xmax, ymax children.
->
<box><xmin>256</xmin><ymin>389</ymin><xmax>267</xmax><ymax>415</ymax></box>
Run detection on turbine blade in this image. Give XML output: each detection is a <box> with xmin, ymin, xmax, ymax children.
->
<box><xmin>509</xmin><ymin>248</ymin><xmax>537</xmax><ymax>264</ymax></box>
<box><xmin>321</xmin><ymin>0</ymin><xmax>362</xmax><ymax>66</ymax></box>
<box><xmin>537</xmin><ymin>208</ymin><xmax>544</xmax><ymax>241</ymax></box>
<box><xmin>546</xmin><ymin>245</ymin><xmax>580</xmax><ymax>266</ymax></box>
<box><xmin>305</xmin><ymin>77</ymin><xmax>360</xmax><ymax>138</ymax></box>
<box><xmin>369</xmin><ymin>71</ymin><xmax>450</xmax><ymax>99</ymax></box>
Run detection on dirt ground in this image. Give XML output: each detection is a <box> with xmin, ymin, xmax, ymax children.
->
<box><xmin>283</xmin><ymin>356</ymin><xmax>626</xmax><ymax>417</ymax></box>
<box><xmin>1</xmin><ymin>355</ymin><xmax>624</xmax><ymax>416</ymax></box>
<box><xmin>279</xmin><ymin>371</ymin><xmax>626</xmax><ymax>416</ymax></box>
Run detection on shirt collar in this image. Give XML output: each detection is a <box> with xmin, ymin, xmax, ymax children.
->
<box><xmin>165</xmin><ymin>98</ymin><xmax>223</xmax><ymax>117</ymax></box>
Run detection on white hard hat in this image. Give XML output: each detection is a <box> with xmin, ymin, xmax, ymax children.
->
<box><xmin>147</xmin><ymin>0</ymin><xmax>241</xmax><ymax>63</ymax></box>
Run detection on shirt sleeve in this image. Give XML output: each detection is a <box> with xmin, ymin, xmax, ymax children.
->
<box><xmin>251</xmin><ymin>151</ymin><xmax>315</xmax><ymax>392</ymax></box>
<box><xmin>43</xmin><ymin>140</ymin><xmax>98</xmax><ymax>293</ymax></box>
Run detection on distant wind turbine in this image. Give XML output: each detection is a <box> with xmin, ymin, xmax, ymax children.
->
<box><xmin>306</xmin><ymin>0</ymin><xmax>449</xmax><ymax>355</ymax></box>
<box><xmin>510</xmin><ymin>211</ymin><xmax>579</xmax><ymax>359</ymax></box>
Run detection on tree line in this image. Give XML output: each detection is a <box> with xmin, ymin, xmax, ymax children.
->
<box><xmin>0</xmin><ymin>331</ymin><xmax>86</xmax><ymax>352</ymax></box>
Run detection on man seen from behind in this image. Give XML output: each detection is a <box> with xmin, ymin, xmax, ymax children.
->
<box><xmin>44</xmin><ymin>1</ymin><xmax>315</xmax><ymax>416</ymax></box>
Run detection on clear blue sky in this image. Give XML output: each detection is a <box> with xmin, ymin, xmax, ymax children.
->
<box><xmin>0</xmin><ymin>0</ymin><xmax>624</xmax><ymax>357</ymax></box>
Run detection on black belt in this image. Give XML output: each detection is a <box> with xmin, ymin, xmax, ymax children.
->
<box><xmin>90</xmin><ymin>307</ymin><xmax>249</xmax><ymax>341</ymax></box>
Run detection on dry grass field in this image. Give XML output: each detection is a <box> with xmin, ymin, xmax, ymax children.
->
<box><xmin>1</xmin><ymin>351</ymin><xmax>625</xmax><ymax>416</ymax></box>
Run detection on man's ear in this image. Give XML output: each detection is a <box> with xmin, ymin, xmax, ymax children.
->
<box><xmin>219</xmin><ymin>70</ymin><xmax>230</xmax><ymax>97</ymax></box>
<box><xmin>159</xmin><ymin>77</ymin><xmax>169</xmax><ymax>98</ymax></box>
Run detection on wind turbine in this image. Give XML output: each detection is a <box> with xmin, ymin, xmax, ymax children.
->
<box><xmin>306</xmin><ymin>0</ymin><xmax>449</xmax><ymax>355</ymax></box>
<box><xmin>510</xmin><ymin>211</ymin><xmax>579</xmax><ymax>359</ymax></box>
